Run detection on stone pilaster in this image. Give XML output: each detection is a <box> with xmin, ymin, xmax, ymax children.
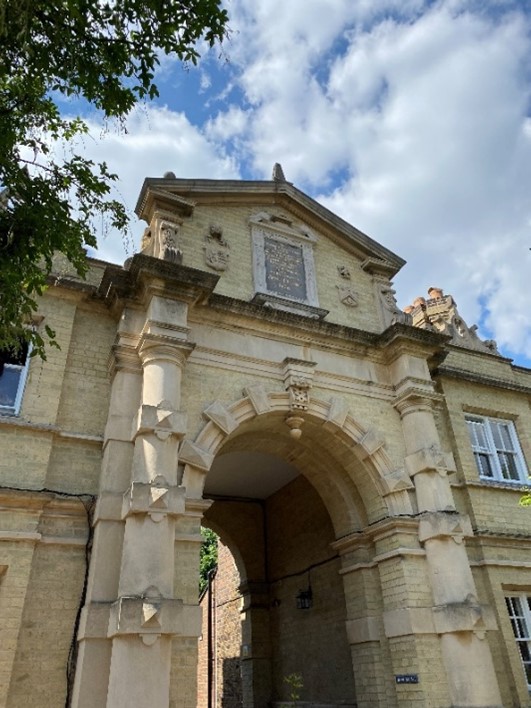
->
<box><xmin>71</xmin><ymin>334</ymin><xmax>143</xmax><ymax>708</ymax></box>
<box><xmin>393</xmin><ymin>361</ymin><xmax>502</xmax><ymax>707</ymax></box>
<box><xmin>71</xmin><ymin>258</ymin><xmax>220</xmax><ymax>708</ymax></box>
<box><xmin>105</xmin><ymin>335</ymin><xmax>194</xmax><ymax>708</ymax></box>
<box><xmin>334</xmin><ymin>537</ymin><xmax>389</xmax><ymax>708</ymax></box>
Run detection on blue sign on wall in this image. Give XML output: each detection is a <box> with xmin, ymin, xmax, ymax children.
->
<box><xmin>395</xmin><ymin>674</ymin><xmax>419</xmax><ymax>684</ymax></box>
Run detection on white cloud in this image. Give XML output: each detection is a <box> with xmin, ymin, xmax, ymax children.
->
<box><xmin>68</xmin><ymin>106</ymin><xmax>239</xmax><ymax>263</ymax></box>
<box><xmin>212</xmin><ymin>0</ymin><xmax>531</xmax><ymax>361</ymax></box>
<box><xmin>59</xmin><ymin>0</ymin><xmax>531</xmax><ymax>363</ymax></box>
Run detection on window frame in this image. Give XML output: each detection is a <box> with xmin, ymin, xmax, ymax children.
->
<box><xmin>0</xmin><ymin>342</ymin><xmax>31</xmax><ymax>416</ymax></box>
<box><xmin>465</xmin><ymin>414</ymin><xmax>527</xmax><ymax>484</ymax></box>
<box><xmin>505</xmin><ymin>594</ymin><xmax>531</xmax><ymax>691</ymax></box>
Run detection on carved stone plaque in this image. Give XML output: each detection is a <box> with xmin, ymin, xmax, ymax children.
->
<box><xmin>264</xmin><ymin>237</ymin><xmax>307</xmax><ymax>301</ymax></box>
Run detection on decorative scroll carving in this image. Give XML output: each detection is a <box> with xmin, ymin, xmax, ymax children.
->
<box><xmin>378</xmin><ymin>284</ymin><xmax>413</xmax><ymax>328</ymax></box>
<box><xmin>160</xmin><ymin>221</ymin><xmax>183</xmax><ymax>263</ymax></box>
<box><xmin>141</xmin><ymin>227</ymin><xmax>152</xmax><ymax>252</ymax></box>
<box><xmin>141</xmin><ymin>214</ymin><xmax>185</xmax><ymax>262</ymax></box>
<box><xmin>204</xmin><ymin>224</ymin><xmax>230</xmax><ymax>271</ymax></box>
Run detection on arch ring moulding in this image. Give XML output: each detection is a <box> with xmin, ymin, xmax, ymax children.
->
<box><xmin>180</xmin><ymin>388</ymin><xmax>415</xmax><ymax>519</ymax></box>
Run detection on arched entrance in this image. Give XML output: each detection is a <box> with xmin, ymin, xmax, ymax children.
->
<box><xmin>185</xmin><ymin>397</ymin><xmax>404</xmax><ymax>708</ymax></box>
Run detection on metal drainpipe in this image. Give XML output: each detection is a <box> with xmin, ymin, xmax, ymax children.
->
<box><xmin>207</xmin><ymin>568</ymin><xmax>217</xmax><ymax>708</ymax></box>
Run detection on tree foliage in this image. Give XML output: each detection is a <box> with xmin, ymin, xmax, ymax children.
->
<box><xmin>0</xmin><ymin>0</ymin><xmax>228</xmax><ymax>357</ymax></box>
<box><xmin>199</xmin><ymin>526</ymin><xmax>218</xmax><ymax>594</ymax></box>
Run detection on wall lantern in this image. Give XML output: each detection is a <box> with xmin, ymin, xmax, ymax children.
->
<box><xmin>296</xmin><ymin>587</ymin><xmax>313</xmax><ymax>610</ymax></box>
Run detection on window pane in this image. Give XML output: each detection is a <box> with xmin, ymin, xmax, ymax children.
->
<box><xmin>515</xmin><ymin>619</ymin><xmax>527</xmax><ymax>639</ymax></box>
<box><xmin>490</xmin><ymin>421</ymin><xmax>515</xmax><ymax>452</ymax></box>
<box><xmin>499</xmin><ymin>423</ymin><xmax>515</xmax><ymax>451</ymax></box>
<box><xmin>0</xmin><ymin>342</ymin><xmax>28</xmax><ymax>368</ymax></box>
<box><xmin>525</xmin><ymin>660</ymin><xmax>531</xmax><ymax>688</ymax></box>
<box><xmin>506</xmin><ymin>595</ymin><xmax>531</xmax><ymax>689</ymax></box>
<box><xmin>0</xmin><ymin>368</ymin><xmax>22</xmax><ymax>408</ymax></box>
<box><xmin>519</xmin><ymin>641</ymin><xmax>531</xmax><ymax>662</ymax></box>
<box><xmin>467</xmin><ymin>419</ymin><xmax>489</xmax><ymax>451</ymax></box>
<box><xmin>476</xmin><ymin>453</ymin><xmax>493</xmax><ymax>478</ymax></box>
<box><xmin>498</xmin><ymin>452</ymin><xmax>520</xmax><ymax>481</ymax></box>
<box><xmin>510</xmin><ymin>596</ymin><xmax>524</xmax><ymax>617</ymax></box>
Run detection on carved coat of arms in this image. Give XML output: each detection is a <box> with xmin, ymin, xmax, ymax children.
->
<box><xmin>204</xmin><ymin>225</ymin><xmax>230</xmax><ymax>271</ymax></box>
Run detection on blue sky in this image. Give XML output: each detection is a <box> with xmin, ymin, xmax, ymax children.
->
<box><xmin>62</xmin><ymin>0</ymin><xmax>531</xmax><ymax>367</ymax></box>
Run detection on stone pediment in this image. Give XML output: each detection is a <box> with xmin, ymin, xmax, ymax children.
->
<box><xmin>135</xmin><ymin>174</ymin><xmax>404</xmax><ymax>277</ymax></box>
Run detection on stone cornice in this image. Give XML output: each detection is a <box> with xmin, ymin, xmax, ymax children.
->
<box><xmin>378</xmin><ymin>323</ymin><xmax>450</xmax><ymax>363</ymax></box>
<box><xmin>206</xmin><ymin>293</ymin><xmax>381</xmax><ymax>347</ymax></box>
<box><xmin>137</xmin><ymin>187</ymin><xmax>195</xmax><ymax>223</ymax></box>
<box><xmin>434</xmin><ymin>364</ymin><xmax>531</xmax><ymax>394</ymax></box>
<box><xmin>97</xmin><ymin>255</ymin><xmax>220</xmax><ymax>312</ymax></box>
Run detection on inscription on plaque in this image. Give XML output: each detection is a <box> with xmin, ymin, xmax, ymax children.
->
<box><xmin>264</xmin><ymin>237</ymin><xmax>307</xmax><ymax>300</ymax></box>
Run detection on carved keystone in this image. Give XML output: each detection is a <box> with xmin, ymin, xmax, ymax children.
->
<box><xmin>358</xmin><ymin>428</ymin><xmax>385</xmax><ymax>459</ymax></box>
<box><xmin>323</xmin><ymin>397</ymin><xmax>350</xmax><ymax>430</ymax></box>
<box><xmin>203</xmin><ymin>401</ymin><xmax>237</xmax><ymax>435</ymax></box>
<box><xmin>282</xmin><ymin>358</ymin><xmax>317</xmax><ymax>413</ymax></box>
<box><xmin>244</xmin><ymin>384</ymin><xmax>271</xmax><ymax>415</ymax></box>
<box><xmin>418</xmin><ymin>511</ymin><xmax>472</xmax><ymax>544</ymax></box>
<box><xmin>179</xmin><ymin>439</ymin><xmax>214</xmax><ymax>472</ymax></box>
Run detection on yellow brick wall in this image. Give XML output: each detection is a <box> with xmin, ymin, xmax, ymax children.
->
<box><xmin>2</xmin><ymin>194</ymin><xmax>531</xmax><ymax>708</ymax></box>
<box><xmin>438</xmin><ymin>364</ymin><xmax>531</xmax><ymax>704</ymax></box>
<box><xmin>177</xmin><ymin>203</ymin><xmax>384</xmax><ymax>332</ymax></box>
<box><xmin>440</xmin><ymin>376</ymin><xmax>531</xmax><ymax>534</ymax></box>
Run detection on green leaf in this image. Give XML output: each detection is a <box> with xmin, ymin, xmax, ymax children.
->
<box><xmin>0</xmin><ymin>0</ymin><xmax>229</xmax><ymax>356</ymax></box>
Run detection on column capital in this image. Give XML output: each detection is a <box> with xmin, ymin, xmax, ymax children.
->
<box><xmin>138</xmin><ymin>336</ymin><xmax>195</xmax><ymax>368</ymax></box>
<box><xmin>393</xmin><ymin>388</ymin><xmax>442</xmax><ymax>417</ymax></box>
<box><xmin>108</xmin><ymin>342</ymin><xmax>142</xmax><ymax>377</ymax></box>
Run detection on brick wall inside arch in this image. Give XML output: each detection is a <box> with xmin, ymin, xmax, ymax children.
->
<box><xmin>198</xmin><ymin>542</ymin><xmax>243</xmax><ymax>708</ymax></box>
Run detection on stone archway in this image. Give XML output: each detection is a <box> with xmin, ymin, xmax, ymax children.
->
<box><xmin>180</xmin><ymin>391</ymin><xmax>414</xmax><ymax>708</ymax></box>
<box><xmin>180</xmin><ymin>388</ymin><xmax>416</xmax><ymax>524</ymax></box>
